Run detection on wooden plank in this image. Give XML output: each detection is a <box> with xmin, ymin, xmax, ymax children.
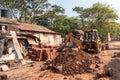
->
<box><xmin>10</xmin><ymin>31</ymin><xmax>23</xmax><ymax>59</ymax></box>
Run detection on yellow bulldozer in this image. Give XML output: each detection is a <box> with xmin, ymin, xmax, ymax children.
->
<box><xmin>59</xmin><ymin>29</ymin><xmax>106</xmax><ymax>53</ymax></box>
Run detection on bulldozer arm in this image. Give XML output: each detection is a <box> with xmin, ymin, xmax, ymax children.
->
<box><xmin>58</xmin><ymin>31</ymin><xmax>84</xmax><ymax>52</ymax></box>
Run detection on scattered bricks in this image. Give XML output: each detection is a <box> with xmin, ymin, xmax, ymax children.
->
<box><xmin>32</xmin><ymin>50</ymin><xmax>37</xmax><ymax>55</ymax></box>
<box><xmin>48</xmin><ymin>46</ymin><xmax>52</xmax><ymax>48</ymax></box>
<box><xmin>39</xmin><ymin>44</ymin><xmax>44</xmax><ymax>48</ymax></box>
<box><xmin>36</xmin><ymin>50</ymin><xmax>42</xmax><ymax>58</ymax></box>
<box><xmin>52</xmin><ymin>49</ymin><xmax>57</xmax><ymax>59</ymax></box>
<box><xmin>49</xmin><ymin>48</ymin><xmax>57</xmax><ymax>61</ymax></box>
<box><xmin>46</xmin><ymin>49</ymin><xmax>51</xmax><ymax>61</ymax></box>
<box><xmin>30</xmin><ymin>55</ymin><xmax>36</xmax><ymax>61</ymax></box>
<box><xmin>42</xmin><ymin>50</ymin><xmax>48</xmax><ymax>61</ymax></box>
<box><xmin>28</xmin><ymin>47</ymin><xmax>33</xmax><ymax>51</ymax></box>
<box><xmin>28</xmin><ymin>52</ymin><xmax>32</xmax><ymax>57</ymax></box>
<box><xmin>31</xmin><ymin>44</ymin><xmax>38</xmax><ymax>48</ymax></box>
<box><xmin>36</xmin><ymin>50</ymin><xmax>43</xmax><ymax>61</ymax></box>
<box><xmin>28</xmin><ymin>51</ymin><xmax>33</xmax><ymax>54</ymax></box>
<box><xmin>50</xmin><ymin>49</ymin><xmax>53</xmax><ymax>60</ymax></box>
<box><xmin>49</xmin><ymin>52</ymin><xmax>53</xmax><ymax>61</ymax></box>
<box><xmin>36</xmin><ymin>58</ymin><xmax>41</xmax><ymax>61</ymax></box>
<box><xmin>28</xmin><ymin>51</ymin><xmax>33</xmax><ymax>58</ymax></box>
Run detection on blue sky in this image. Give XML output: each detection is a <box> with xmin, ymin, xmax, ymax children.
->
<box><xmin>48</xmin><ymin>0</ymin><xmax>120</xmax><ymax>22</ymax></box>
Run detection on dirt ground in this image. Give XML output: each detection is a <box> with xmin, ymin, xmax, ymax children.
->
<box><xmin>0</xmin><ymin>41</ymin><xmax>120</xmax><ymax>80</ymax></box>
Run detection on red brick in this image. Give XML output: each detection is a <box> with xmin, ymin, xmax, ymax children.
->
<box><xmin>52</xmin><ymin>49</ymin><xmax>57</xmax><ymax>59</ymax></box>
<box><xmin>49</xmin><ymin>52</ymin><xmax>53</xmax><ymax>60</ymax></box>
<box><xmin>42</xmin><ymin>50</ymin><xmax>47</xmax><ymax>61</ymax></box>
<box><xmin>36</xmin><ymin>50</ymin><xmax>43</xmax><ymax>61</ymax></box>
<box><xmin>35</xmin><ymin>58</ymin><xmax>41</xmax><ymax>61</ymax></box>
<box><xmin>30</xmin><ymin>55</ymin><xmax>36</xmax><ymax>61</ymax></box>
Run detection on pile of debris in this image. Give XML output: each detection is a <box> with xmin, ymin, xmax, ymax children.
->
<box><xmin>45</xmin><ymin>48</ymin><xmax>101</xmax><ymax>76</ymax></box>
<box><xmin>28</xmin><ymin>44</ymin><xmax>57</xmax><ymax>61</ymax></box>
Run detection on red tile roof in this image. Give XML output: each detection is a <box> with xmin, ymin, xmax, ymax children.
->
<box><xmin>18</xmin><ymin>23</ymin><xmax>57</xmax><ymax>34</ymax></box>
<box><xmin>0</xmin><ymin>17</ymin><xmax>19</xmax><ymax>24</ymax></box>
<box><xmin>0</xmin><ymin>17</ymin><xmax>57</xmax><ymax>34</ymax></box>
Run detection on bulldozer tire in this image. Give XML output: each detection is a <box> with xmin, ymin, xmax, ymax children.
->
<box><xmin>105</xmin><ymin>43</ymin><xmax>109</xmax><ymax>50</ymax></box>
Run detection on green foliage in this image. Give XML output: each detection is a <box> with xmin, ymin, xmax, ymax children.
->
<box><xmin>35</xmin><ymin>4</ymin><xmax>82</xmax><ymax>37</ymax></box>
<box><xmin>74</xmin><ymin>2</ymin><xmax>118</xmax><ymax>27</ymax></box>
<box><xmin>36</xmin><ymin>14</ymin><xmax>82</xmax><ymax>37</ymax></box>
<box><xmin>0</xmin><ymin>0</ymin><xmax>50</xmax><ymax>23</ymax></box>
<box><xmin>91</xmin><ymin>22</ymin><xmax>120</xmax><ymax>39</ymax></box>
<box><xmin>73</xmin><ymin>2</ymin><xmax>120</xmax><ymax>39</ymax></box>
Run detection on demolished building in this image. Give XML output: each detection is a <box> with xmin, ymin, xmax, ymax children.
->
<box><xmin>0</xmin><ymin>17</ymin><xmax>62</xmax><ymax>62</ymax></box>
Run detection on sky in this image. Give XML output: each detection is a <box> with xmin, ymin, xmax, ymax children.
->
<box><xmin>48</xmin><ymin>0</ymin><xmax>120</xmax><ymax>22</ymax></box>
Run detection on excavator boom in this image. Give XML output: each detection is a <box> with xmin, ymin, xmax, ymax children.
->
<box><xmin>58</xmin><ymin>30</ymin><xmax>84</xmax><ymax>51</ymax></box>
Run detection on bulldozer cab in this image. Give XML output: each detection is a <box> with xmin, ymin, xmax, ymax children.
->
<box><xmin>83</xmin><ymin>29</ymin><xmax>102</xmax><ymax>52</ymax></box>
<box><xmin>84</xmin><ymin>29</ymin><xmax>99</xmax><ymax>42</ymax></box>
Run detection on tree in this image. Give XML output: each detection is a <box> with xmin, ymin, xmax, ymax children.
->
<box><xmin>36</xmin><ymin>5</ymin><xmax>65</xmax><ymax>30</ymax></box>
<box><xmin>36</xmin><ymin>8</ymin><xmax>82</xmax><ymax>37</ymax></box>
<box><xmin>73</xmin><ymin>2</ymin><xmax>118</xmax><ymax>28</ymax></box>
<box><xmin>0</xmin><ymin>0</ymin><xmax>50</xmax><ymax>23</ymax></box>
<box><xmin>73</xmin><ymin>2</ymin><xmax>120</xmax><ymax>38</ymax></box>
<box><xmin>73</xmin><ymin>7</ymin><xmax>85</xmax><ymax>28</ymax></box>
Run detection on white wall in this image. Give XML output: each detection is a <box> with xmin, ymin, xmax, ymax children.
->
<box><xmin>33</xmin><ymin>33</ymin><xmax>62</xmax><ymax>47</ymax></box>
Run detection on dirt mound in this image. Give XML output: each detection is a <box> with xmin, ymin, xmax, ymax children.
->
<box><xmin>45</xmin><ymin>48</ymin><xmax>101</xmax><ymax>76</ymax></box>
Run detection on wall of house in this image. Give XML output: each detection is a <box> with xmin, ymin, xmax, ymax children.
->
<box><xmin>4</xmin><ymin>40</ymin><xmax>17</xmax><ymax>60</ymax></box>
<box><xmin>33</xmin><ymin>33</ymin><xmax>62</xmax><ymax>47</ymax></box>
<box><xmin>2</xmin><ymin>39</ymin><xmax>25</xmax><ymax>61</ymax></box>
